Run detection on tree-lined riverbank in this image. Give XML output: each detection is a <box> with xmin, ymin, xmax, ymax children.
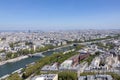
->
<box><xmin>0</xmin><ymin>55</ymin><xmax>28</xmax><ymax>66</ymax></box>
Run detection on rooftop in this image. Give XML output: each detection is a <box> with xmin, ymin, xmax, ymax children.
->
<box><xmin>78</xmin><ymin>75</ymin><xmax>113</xmax><ymax>80</ymax></box>
<box><xmin>31</xmin><ymin>74</ymin><xmax>58</xmax><ymax>80</ymax></box>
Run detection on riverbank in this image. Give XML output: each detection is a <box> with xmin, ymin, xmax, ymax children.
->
<box><xmin>0</xmin><ymin>44</ymin><xmax>72</xmax><ymax>66</ymax></box>
<box><xmin>0</xmin><ymin>55</ymin><xmax>28</xmax><ymax>66</ymax></box>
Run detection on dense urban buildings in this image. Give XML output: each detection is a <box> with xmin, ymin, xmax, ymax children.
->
<box><xmin>0</xmin><ymin>30</ymin><xmax>120</xmax><ymax>80</ymax></box>
<box><xmin>1</xmin><ymin>0</ymin><xmax>120</xmax><ymax>80</ymax></box>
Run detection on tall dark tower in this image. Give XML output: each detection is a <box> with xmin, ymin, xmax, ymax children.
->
<box><xmin>28</xmin><ymin>30</ymin><xmax>31</xmax><ymax>33</ymax></box>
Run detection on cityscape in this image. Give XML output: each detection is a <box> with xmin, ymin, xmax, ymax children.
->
<box><xmin>0</xmin><ymin>30</ymin><xmax>120</xmax><ymax>80</ymax></box>
<box><xmin>0</xmin><ymin>0</ymin><xmax>120</xmax><ymax>80</ymax></box>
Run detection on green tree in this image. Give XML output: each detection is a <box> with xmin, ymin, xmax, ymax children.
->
<box><xmin>6</xmin><ymin>73</ymin><xmax>23</xmax><ymax>80</ymax></box>
<box><xmin>58</xmin><ymin>71</ymin><xmax>77</xmax><ymax>80</ymax></box>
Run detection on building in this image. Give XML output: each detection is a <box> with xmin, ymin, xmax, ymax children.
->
<box><xmin>78</xmin><ymin>75</ymin><xmax>113</xmax><ymax>80</ymax></box>
<box><xmin>89</xmin><ymin>57</ymin><xmax>101</xmax><ymax>69</ymax></box>
<box><xmin>105</xmin><ymin>54</ymin><xmax>120</xmax><ymax>70</ymax></box>
<box><xmin>41</xmin><ymin>62</ymin><xmax>58</xmax><ymax>71</ymax></box>
<box><xmin>31</xmin><ymin>74</ymin><xmax>58</xmax><ymax>80</ymax></box>
<box><xmin>59</xmin><ymin>60</ymin><xmax>73</xmax><ymax>70</ymax></box>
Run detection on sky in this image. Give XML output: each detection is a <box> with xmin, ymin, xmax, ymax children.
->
<box><xmin>0</xmin><ymin>0</ymin><xmax>120</xmax><ymax>31</ymax></box>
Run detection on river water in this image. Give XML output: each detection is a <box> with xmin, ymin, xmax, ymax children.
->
<box><xmin>0</xmin><ymin>45</ymin><xmax>74</xmax><ymax>77</ymax></box>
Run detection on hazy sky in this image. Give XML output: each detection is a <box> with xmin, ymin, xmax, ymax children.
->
<box><xmin>0</xmin><ymin>0</ymin><xmax>120</xmax><ymax>31</ymax></box>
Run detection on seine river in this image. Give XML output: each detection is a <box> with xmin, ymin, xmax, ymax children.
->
<box><xmin>0</xmin><ymin>45</ymin><xmax>74</xmax><ymax>77</ymax></box>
